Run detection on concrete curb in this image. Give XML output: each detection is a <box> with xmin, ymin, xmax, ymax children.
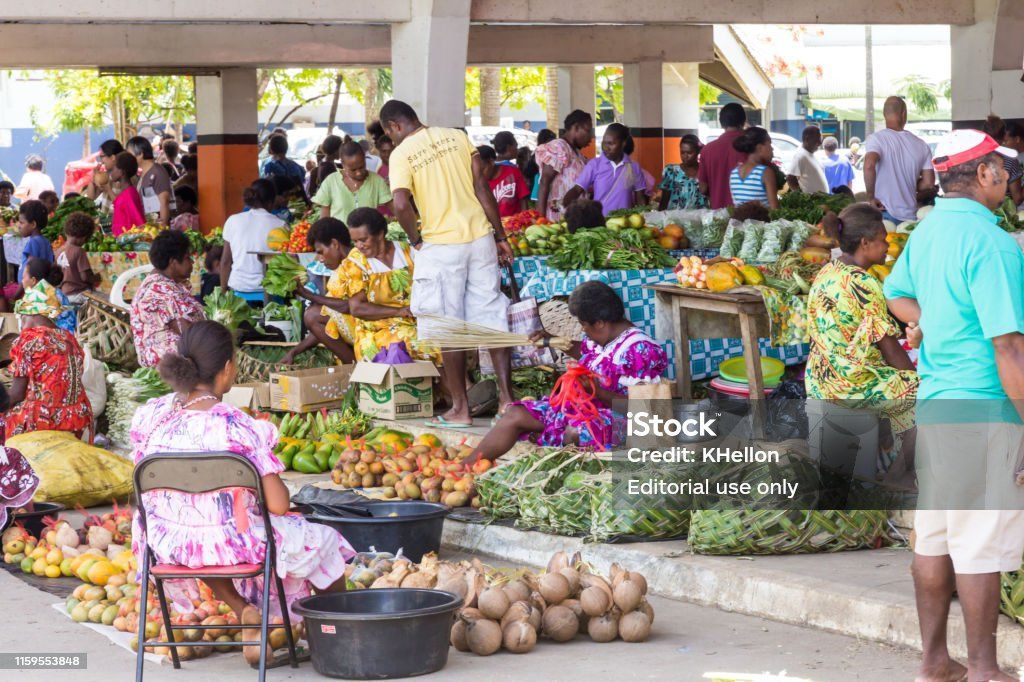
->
<box><xmin>442</xmin><ymin>519</ymin><xmax>1024</xmax><ymax>671</ymax></box>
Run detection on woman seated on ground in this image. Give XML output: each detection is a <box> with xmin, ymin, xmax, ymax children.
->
<box><xmin>806</xmin><ymin>203</ymin><xmax>919</xmax><ymax>485</ymax></box>
<box><xmin>5</xmin><ymin>263</ymin><xmax>93</xmax><ymax>440</ymax></box>
<box><xmin>130</xmin><ymin>321</ymin><xmax>354</xmax><ymax>666</ymax></box>
<box><xmin>338</xmin><ymin>208</ymin><xmax>435</xmax><ymax>362</ymax></box>
<box><xmin>281</xmin><ymin>218</ymin><xmax>356</xmax><ymax>365</ymax></box>
<box><xmin>313</xmin><ymin>141</ymin><xmax>393</xmax><ymax>222</ymax></box>
<box><xmin>130</xmin><ymin>231</ymin><xmax>205</xmax><ymax>368</ymax></box>
<box><xmin>469</xmin><ymin>281</ymin><xmax>668</xmax><ymax>463</ymax></box>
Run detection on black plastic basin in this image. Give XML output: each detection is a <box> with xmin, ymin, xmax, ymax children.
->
<box><xmin>301</xmin><ymin>501</ymin><xmax>448</xmax><ymax>563</ymax></box>
<box><xmin>6</xmin><ymin>502</ymin><xmax>66</xmax><ymax>538</ymax></box>
<box><xmin>294</xmin><ymin>588</ymin><xmax>462</xmax><ymax>679</ymax></box>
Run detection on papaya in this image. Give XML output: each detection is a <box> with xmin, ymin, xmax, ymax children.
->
<box><xmin>313</xmin><ymin>444</ymin><xmax>332</xmax><ymax>471</ymax></box>
<box><xmin>266</xmin><ymin>227</ymin><xmax>292</xmax><ymax>251</ymax></box>
<box><xmin>738</xmin><ymin>265</ymin><xmax>765</xmax><ymax>286</ymax></box>
<box><xmin>798</xmin><ymin>246</ymin><xmax>831</xmax><ymax>264</ymax></box>
<box><xmin>705</xmin><ymin>263</ymin><xmax>744</xmax><ymax>292</ymax></box>
<box><xmin>292</xmin><ymin>453</ymin><xmax>321</xmax><ymax>475</ymax></box>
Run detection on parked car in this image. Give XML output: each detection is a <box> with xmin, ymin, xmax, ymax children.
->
<box><xmin>464</xmin><ymin>126</ymin><xmax>538</xmax><ymax>151</ymax></box>
<box><xmin>702</xmin><ymin>129</ymin><xmax>802</xmax><ymax>169</ymax></box>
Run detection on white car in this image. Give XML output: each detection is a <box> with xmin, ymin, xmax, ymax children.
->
<box><xmin>702</xmin><ymin>129</ymin><xmax>802</xmax><ymax>169</ymax></box>
<box><xmin>464</xmin><ymin>126</ymin><xmax>538</xmax><ymax>151</ymax></box>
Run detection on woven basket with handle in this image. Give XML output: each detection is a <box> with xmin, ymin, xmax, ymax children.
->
<box><xmin>76</xmin><ymin>291</ymin><xmax>138</xmax><ymax>371</ymax></box>
<box><xmin>539</xmin><ymin>299</ymin><xmax>583</xmax><ymax>341</ymax></box>
<box><xmin>236</xmin><ymin>341</ymin><xmax>303</xmax><ymax>383</ymax></box>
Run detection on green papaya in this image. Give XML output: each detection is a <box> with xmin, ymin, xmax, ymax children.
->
<box><xmin>278</xmin><ymin>449</ymin><xmax>295</xmax><ymax>470</ymax></box>
<box><xmin>292</xmin><ymin>453</ymin><xmax>321</xmax><ymax>474</ymax></box>
<box><xmin>328</xmin><ymin>448</ymin><xmax>341</xmax><ymax>470</ymax></box>
<box><xmin>313</xmin><ymin>445</ymin><xmax>332</xmax><ymax>471</ymax></box>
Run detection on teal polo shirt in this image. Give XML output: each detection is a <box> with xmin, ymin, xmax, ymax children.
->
<box><xmin>884</xmin><ymin>198</ymin><xmax>1024</xmax><ymax>412</ymax></box>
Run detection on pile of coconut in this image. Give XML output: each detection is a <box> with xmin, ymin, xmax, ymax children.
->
<box><xmin>365</xmin><ymin>550</ymin><xmax>653</xmax><ymax>654</ymax></box>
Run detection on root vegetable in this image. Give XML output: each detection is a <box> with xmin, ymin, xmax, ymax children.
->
<box><xmin>613</xmin><ymin>580</ymin><xmax>642</xmax><ymax>614</ymax></box>
<box><xmin>587</xmin><ymin>610</ymin><xmax>620</xmax><ymax>643</ymax></box>
<box><xmin>465</xmin><ymin>617</ymin><xmax>502</xmax><ymax>656</ymax></box>
<box><xmin>478</xmin><ymin>587</ymin><xmax>511</xmax><ymax>620</ymax></box>
<box><xmin>450</xmin><ymin>619</ymin><xmax>470</xmax><ymax>652</ymax></box>
<box><xmin>580</xmin><ymin>586</ymin><xmax>611</xmax><ymax>617</ymax></box>
<box><xmin>619</xmin><ymin>610</ymin><xmax>652</xmax><ymax>642</ymax></box>
<box><xmin>538</xmin><ymin>572</ymin><xmax>570</xmax><ymax>605</ymax></box>
<box><xmin>541</xmin><ymin>604</ymin><xmax>578</xmax><ymax>642</ymax></box>
<box><xmin>502</xmin><ymin>620</ymin><xmax>536</xmax><ymax>653</ymax></box>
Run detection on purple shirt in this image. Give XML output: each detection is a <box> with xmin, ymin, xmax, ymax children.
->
<box><xmin>574</xmin><ymin>155</ymin><xmax>648</xmax><ymax>215</ymax></box>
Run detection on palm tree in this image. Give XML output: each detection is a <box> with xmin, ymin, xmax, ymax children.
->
<box><xmin>865</xmin><ymin>26</ymin><xmax>874</xmax><ymax>134</ymax></box>
<box><xmin>896</xmin><ymin>75</ymin><xmax>939</xmax><ymax>115</ymax></box>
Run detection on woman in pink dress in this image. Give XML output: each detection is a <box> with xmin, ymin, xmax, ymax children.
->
<box><xmin>130</xmin><ymin>320</ymin><xmax>354</xmax><ymax>665</ymax></box>
<box><xmin>469</xmin><ymin>281</ymin><xmax>668</xmax><ymax>462</ymax></box>
<box><xmin>534</xmin><ymin>110</ymin><xmax>593</xmax><ymax>222</ymax></box>
<box><xmin>111</xmin><ymin>151</ymin><xmax>145</xmax><ymax>236</ymax></box>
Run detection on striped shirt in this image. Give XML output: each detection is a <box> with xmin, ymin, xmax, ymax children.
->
<box><xmin>730</xmin><ymin>164</ymin><xmax>769</xmax><ymax>206</ymax></box>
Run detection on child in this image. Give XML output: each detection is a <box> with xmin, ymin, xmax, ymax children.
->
<box><xmin>729</xmin><ymin>127</ymin><xmax>780</xmax><ymax>210</ymax></box>
<box><xmin>0</xmin><ymin>180</ymin><xmax>13</xmax><ymax>207</ymax></box>
<box><xmin>199</xmin><ymin>244</ymin><xmax>223</xmax><ymax>300</ymax></box>
<box><xmin>38</xmin><ymin>190</ymin><xmax>59</xmax><ymax>217</ymax></box>
<box><xmin>477</xmin><ymin>145</ymin><xmax>530</xmax><ymax>217</ymax></box>
<box><xmin>23</xmin><ymin>257</ymin><xmax>76</xmax><ymax>332</ymax></box>
<box><xmin>1</xmin><ymin>201</ymin><xmax>54</xmax><ymax>312</ymax></box>
<box><xmin>563</xmin><ymin>198</ymin><xmax>605</xmax><ymax>234</ymax></box>
<box><xmin>469</xmin><ymin>281</ymin><xmax>668</xmax><ymax>463</ymax></box>
<box><xmin>111</xmin><ymin>151</ymin><xmax>145</xmax><ymax>236</ymax></box>
<box><xmin>55</xmin><ymin>212</ymin><xmax>101</xmax><ymax>306</ymax></box>
<box><xmin>170</xmin><ymin>185</ymin><xmax>200</xmax><ymax>232</ymax></box>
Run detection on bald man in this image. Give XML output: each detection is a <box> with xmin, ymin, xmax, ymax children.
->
<box><xmin>863</xmin><ymin>96</ymin><xmax>936</xmax><ymax>223</ymax></box>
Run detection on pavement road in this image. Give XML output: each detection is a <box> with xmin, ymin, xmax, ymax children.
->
<box><xmin>2</xmin><ymin>565</ymin><xmax>922</xmax><ymax>682</ymax></box>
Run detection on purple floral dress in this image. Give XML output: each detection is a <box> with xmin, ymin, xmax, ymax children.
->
<box><xmin>0</xmin><ymin>447</ymin><xmax>39</xmax><ymax>530</ymax></box>
<box><xmin>130</xmin><ymin>395</ymin><xmax>355</xmax><ymax>619</ymax></box>
<box><xmin>517</xmin><ymin>327</ymin><xmax>668</xmax><ymax>448</ymax></box>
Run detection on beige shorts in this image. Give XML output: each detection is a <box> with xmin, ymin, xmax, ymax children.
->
<box><xmin>914</xmin><ymin>421</ymin><xmax>1024</xmax><ymax>573</ymax></box>
<box><xmin>411</xmin><ymin>235</ymin><xmax>509</xmax><ymax>338</ymax></box>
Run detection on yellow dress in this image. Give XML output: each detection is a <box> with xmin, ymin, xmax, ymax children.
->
<box><xmin>340</xmin><ymin>242</ymin><xmax>437</xmax><ymax>362</ymax></box>
<box><xmin>321</xmin><ymin>266</ymin><xmax>357</xmax><ymax>346</ymax></box>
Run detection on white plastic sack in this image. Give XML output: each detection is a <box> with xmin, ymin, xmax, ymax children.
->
<box><xmin>81</xmin><ymin>346</ymin><xmax>107</xmax><ymax>417</ymax></box>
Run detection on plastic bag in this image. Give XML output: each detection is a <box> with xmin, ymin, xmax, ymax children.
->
<box><xmin>81</xmin><ymin>346</ymin><xmax>107</xmax><ymax>417</ymax></box>
<box><xmin>787</xmin><ymin>221</ymin><xmax>815</xmax><ymax>252</ymax></box>
<box><xmin>737</xmin><ymin>221</ymin><xmax>766</xmax><ymax>262</ymax></box>
<box><xmin>8</xmin><ymin>431</ymin><xmax>133</xmax><ymax>507</ymax></box>
<box><xmin>757</xmin><ymin>221</ymin><xmax>795</xmax><ymax>263</ymax></box>
<box><xmin>718</xmin><ymin>220</ymin><xmax>746</xmax><ymax>259</ymax></box>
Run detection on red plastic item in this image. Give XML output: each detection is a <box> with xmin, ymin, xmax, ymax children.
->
<box><xmin>548</xmin><ymin>363</ymin><xmax>607</xmax><ymax>450</ymax></box>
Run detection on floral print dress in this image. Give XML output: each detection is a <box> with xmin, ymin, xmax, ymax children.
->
<box><xmin>516</xmin><ymin>327</ymin><xmax>668</xmax><ymax>448</ymax></box>
<box><xmin>130</xmin><ymin>272</ymin><xmax>206</xmax><ymax>367</ymax></box>
<box><xmin>0</xmin><ymin>447</ymin><xmax>39</xmax><ymax>530</ymax></box>
<box><xmin>340</xmin><ymin>242</ymin><xmax>437</xmax><ymax>362</ymax></box>
<box><xmin>5</xmin><ymin>326</ymin><xmax>93</xmax><ymax>440</ymax></box>
<box><xmin>805</xmin><ymin>260</ymin><xmax>919</xmax><ymax>433</ymax></box>
<box><xmin>321</xmin><ymin>265</ymin><xmax>357</xmax><ymax>346</ymax></box>
<box><xmin>658</xmin><ymin>164</ymin><xmax>708</xmax><ymax>210</ymax></box>
<box><xmin>534</xmin><ymin>139</ymin><xmax>588</xmax><ymax>222</ymax></box>
<box><xmin>130</xmin><ymin>395</ymin><xmax>355</xmax><ymax>619</ymax></box>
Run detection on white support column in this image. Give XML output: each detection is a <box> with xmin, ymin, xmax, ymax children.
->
<box><xmin>951</xmin><ymin>0</ymin><xmax>1024</xmax><ymax>125</ymax></box>
<box><xmin>557</xmin><ymin>65</ymin><xmax>596</xmax><ymax>126</ymax></box>
<box><xmin>662</xmin><ymin>63</ymin><xmax>701</xmax><ymax>165</ymax></box>
<box><xmin>391</xmin><ymin>0</ymin><xmax>470</xmax><ymax>127</ymax></box>
<box><xmin>194</xmin><ymin>68</ymin><xmax>259</xmax><ymax>232</ymax></box>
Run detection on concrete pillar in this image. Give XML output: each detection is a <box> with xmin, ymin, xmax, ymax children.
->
<box><xmin>625</xmin><ymin>61</ymin><xmax>700</xmax><ymax>182</ymax></box>
<box><xmin>557</xmin><ymin>66</ymin><xmax>596</xmax><ymax>126</ymax></box>
<box><xmin>951</xmin><ymin>0</ymin><xmax>1024</xmax><ymax>127</ymax></box>
<box><xmin>195</xmin><ymin>68</ymin><xmax>258</xmax><ymax>233</ymax></box>
<box><xmin>391</xmin><ymin>0</ymin><xmax>470</xmax><ymax>127</ymax></box>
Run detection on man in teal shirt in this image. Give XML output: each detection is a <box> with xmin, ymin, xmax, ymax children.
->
<box><xmin>885</xmin><ymin>129</ymin><xmax>1024</xmax><ymax>682</ymax></box>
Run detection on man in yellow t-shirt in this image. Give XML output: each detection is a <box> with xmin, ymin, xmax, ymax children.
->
<box><xmin>381</xmin><ymin>99</ymin><xmax>514</xmax><ymax>428</ymax></box>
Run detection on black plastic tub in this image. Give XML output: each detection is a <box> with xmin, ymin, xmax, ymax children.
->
<box><xmin>5</xmin><ymin>502</ymin><xmax>66</xmax><ymax>537</ymax></box>
<box><xmin>300</xmin><ymin>501</ymin><xmax>447</xmax><ymax>563</ymax></box>
<box><xmin>294</xmin><ymin>588</ymin><xmax>462</xmax><ymax>679</ymax></box>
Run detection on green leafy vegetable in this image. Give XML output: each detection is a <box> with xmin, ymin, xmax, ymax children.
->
<box><xmin>203</xmin><ymin>289</ymin><xmax>255</xmax><ymax>333</ymax></box>
<box><xmin>47</xmin><ymin>196</ymin><xmax>99</xmax><ymax>241</ymax></box>
<box><xmin>261</xmin><ymin>254</ymin><xmax>308</xmax><ymax>296</ymax></box>
<box><xmin>548</xmin><ymin>228</ymin><xmax>675</xmax><ymax>271</ymax></box>
<box><xmin>768</xmin><ymin>191</ymin><xmax>853</xmax><ymax>224</ymax></box>
<box><xmin>389</xmin><ymin>268</ymin><xmax>411</xmax><ymax>294</ymax></box>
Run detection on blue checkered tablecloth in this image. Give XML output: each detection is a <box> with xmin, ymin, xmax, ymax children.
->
<box><xmin>504</xmin><ymin>255</ymin><xmax>808</xmax><ymax>382</ymax></box>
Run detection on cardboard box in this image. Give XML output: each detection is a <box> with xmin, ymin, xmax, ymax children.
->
<box><xmin>269</xmin><ymin>365</ymin><xmax>353</xmax><ymax>413</ymax></box>
<box><xmin>224</xmin><ymin>382</ymin><xmax>272</xmax><ymax>411</ymax></box>
<box><xmin>350</xmin><ymin>361</ymin><xmax>440</xmax><ymax>420</ymax></box>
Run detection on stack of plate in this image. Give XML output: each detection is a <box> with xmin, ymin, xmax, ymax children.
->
<box><xmin>711</xmin><ymin>356</ymin><xmax>786</xmax><ymax>396</ymax></box>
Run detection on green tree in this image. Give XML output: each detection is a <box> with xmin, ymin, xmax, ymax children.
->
<box><xmin>341</xmin><ymin>68</ymin><xmax>393</xmax><ymax>129</ymax></box>
<box><xmin>466</xmin><ymin>66</ymin><xmax>547</xmax><ymax>113</ymax></box>
<box><xmin>699</xmin><ymin>81</ymin><xmax>723</xmax><ymax>107</ymax></box>
<box><xmin>595</xmin><ymin>66</ymin><xmax>624</xmax><ymax>122</ymax></box>
<box><xmin>896</xmin><ymin>75</ymin><xmax>939</xmax><ymax>115</ymax></box>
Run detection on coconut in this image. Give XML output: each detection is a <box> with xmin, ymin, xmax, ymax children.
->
<box><xmin>579</xmin><ymin>572</ymin><xmax>614</xmax><ymax>604</ymax></box>
<box><xmin>639</xmin><ymin>599</ymin><xmax>655</xmax><ymax>625</ymax></box>
<box><xmin>437</xmin><ymin>575</ymin><xmax>469</xmax><ymax>601</ymax></box>
<box><xmin>529</xmin><ymin>590</ymin><xmax>548</xmax><ymax>614</ymax></box>
<box><xmin>478</xmin><ymin>586</ymin><xmax>511</xmax><ymax>620</ymax></box>
<box><xmin>619</xmin><ymin>610</ymin><xmax>651</xmax><ymax>642</ymax></box>
<box><xmin>538</xmin><ymin>572</ymin><xmax>570</xmax><ymax>605</ymax></box>
<box><xmin>580</xmin><ymin>585</ymin><xmax>611</xmax><ymax>617</ymax></box>
<box><xmin>613</xmin><ymin>579</ymin><xmax>642</xmax><ymax>613</ymax></box>
<box><xmin>627</xmin><ymin>571</ymin><xmax>648</xmax><ymax>595</ymax></box>
<box><xmin>401</xmin><ymin>571</ymin><xmax>435</xmax><ymax>589</ymax></box>
<box><xmin>459</xmin><ymin>607</ymin><xmax>485</xmax><ymax>621</ymax></box>
<box><xmin>500</xmin><ymin>601</ymin><xmax>532</xmax><ymax>631</ymax></box>
<box><xmin>527</xmin><ymin>605</ymin><xmax>542</xmax><ymax>632</ymax></box>
<box><xmin>546</xmin><ymin>551</ymin><xmax>569</xmax><ymax>574</ymax></box>
<box><xmin>502</xmin><ymin>620</ymin><xmax>536</xmax><ymax>653</ymax></box>
<box><xmin>561</xmin><ymin>598</ymin><xmax>587</xmax><ymax>630</ymax></box>
<box><xmin>541</xmin><ymin>604</ymin><xmax>578</xmax><ymax>642</ymax></box>
<box><xmin>587</xmin><ymin>610</ymin><xmax>620</xmax><ymax>643</ymax></box>
<box><xmin>558</xmin><ymin>567</ymin><xmax>581</xmax><ymax>597</ymax></box>
<box><xmin>502</xmin><ymin>579</ymin><xmax>531</xmax><ymax>604</ymax></box>
<box><xmin>464</xmin><ymin>617</ymin><xmax>502</xmax><ymax>656</ymax></box>
<box><xmin>450</xmin><ymin>619</ymin><xmax>470</xmax><ymax>652</ymax></box>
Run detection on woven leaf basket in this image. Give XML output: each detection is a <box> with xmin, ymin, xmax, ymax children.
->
<box><xmin>688</xmin><ymin>509</ymin><xmax>891</xmax><ymax>555</ymax></box>
<box><xmin>1001</xmin><ymin>562</ymin><xmax>1024</xmax><ymax>627</ymax></box>
<box><xmin>76</xmin><ymin>292</ymin><xmax>138</xmax><ymax>371</ymax></box>
<box><xmin>589</xmin><ymin>473</ymin><xmax>690</xmax><ymax>543</ymax></box>
<box><xmin>236</xmin><ymin>342</ymin><xmax>339</xmax><ymax>383</ymax></box>
<box><xmin>539</xmin><ymin>299</ymin><xmax>583</xmax><ymax>341</ymax></box>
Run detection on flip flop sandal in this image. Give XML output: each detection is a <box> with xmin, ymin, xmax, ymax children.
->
<box><xmin>467</xmin><ymin>379</ymin><xmax>498</xmax><ymax>418</ymax></box>
<box><xmin>247</xmin><ymin>643</ymin><xmax>312</xmax><ymax>670</ymax></box>
<box><xmin>428</xmin><ymin>415</ymin><xmax>473</xmax><ymax>429</ymax></box>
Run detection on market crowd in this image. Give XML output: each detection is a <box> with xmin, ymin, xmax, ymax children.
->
<box><xmin>1</xmin><ymin>92</ymin><xmax>1024</xmax><ymax>680</ymax></box>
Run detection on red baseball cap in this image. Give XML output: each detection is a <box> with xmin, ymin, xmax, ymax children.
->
<box><xmin>932</xmin><ymin>129</ymin><xmax>1016</xmax><ymax>172</ymax></box>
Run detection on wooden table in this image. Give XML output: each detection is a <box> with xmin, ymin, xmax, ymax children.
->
<box><xmin>647</xmin><ymin>284</ymin><xmax>770</xmax><ymax>436</ymax></box>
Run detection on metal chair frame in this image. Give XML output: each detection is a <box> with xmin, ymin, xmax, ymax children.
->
<box><xmin>132</xmin><ymin>451</ymin><xmax>298</xmax><ymax>682</ymax></box>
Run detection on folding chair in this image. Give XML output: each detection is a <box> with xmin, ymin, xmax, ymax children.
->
<box><xmin>133</xmin><ymin>452</ymin><xmax>299</xmax><ymax>682</ymax></box>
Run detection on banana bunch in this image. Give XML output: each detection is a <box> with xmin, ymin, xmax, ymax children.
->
<box><xmin>262</xmin><ymin>254</ymin><xmax>308</xmax><ymax>297</ymax></box>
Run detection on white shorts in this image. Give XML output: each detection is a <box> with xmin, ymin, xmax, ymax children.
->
<box><xmin>914</xmin><ymin>509</ymin><xmax>1024</xmax><ymax>573</ymax></box>
<box><xmin>411</xmin><ymin>236</ymin><xmax>509</xmax><ymax>338</ymax></box>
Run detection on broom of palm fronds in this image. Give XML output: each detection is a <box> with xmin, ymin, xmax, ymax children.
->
<box><xmin>415</xmin><ymin>314</ymin><xmax>573</xmax><ymax>352</ymax></box>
